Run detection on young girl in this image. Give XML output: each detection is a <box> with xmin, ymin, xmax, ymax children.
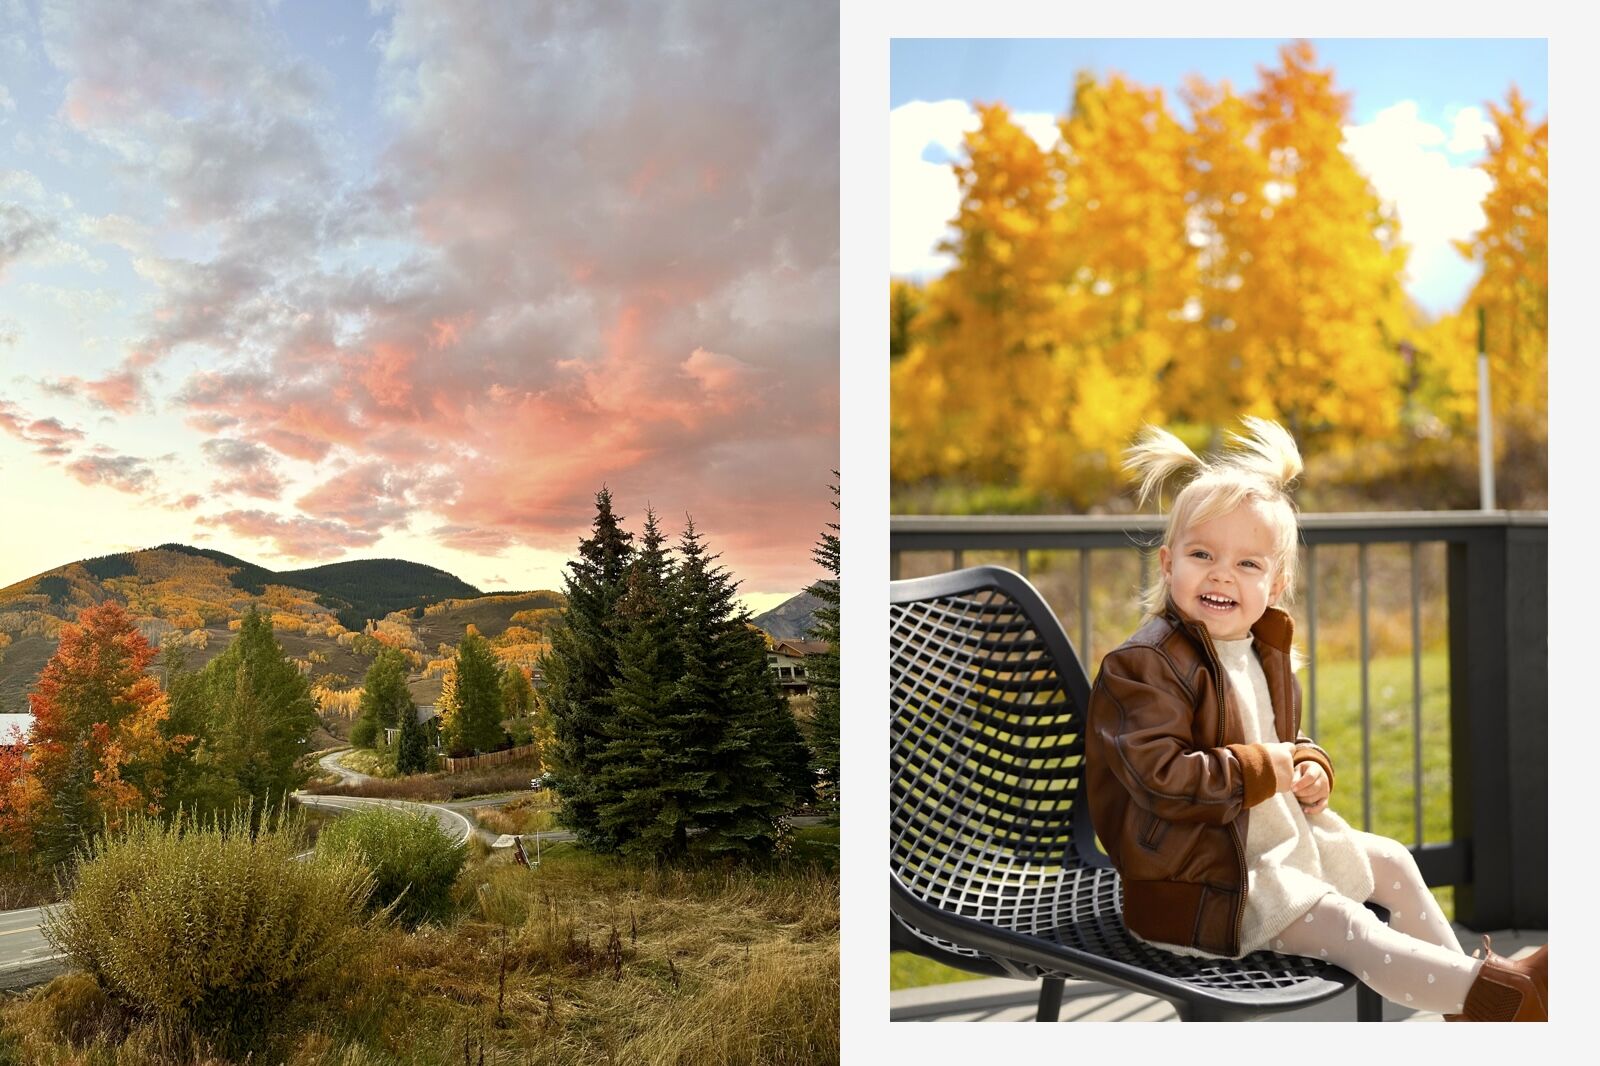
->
<box><xmin>1083</xmin><ymin>417</ymin><xmax>1547</xmax><ymax>1022</ymax></box>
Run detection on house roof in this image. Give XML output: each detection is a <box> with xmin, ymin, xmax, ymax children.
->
<box><xmin>771</xmin><ymin>639</ymin><xmax>830</xmax><ymax>657</ymax></box>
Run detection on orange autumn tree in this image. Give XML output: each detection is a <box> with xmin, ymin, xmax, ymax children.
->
<box><xmin>22</xmin><ymin>602</ymin><xmax>188</xmax><ymax>862</ymax></box>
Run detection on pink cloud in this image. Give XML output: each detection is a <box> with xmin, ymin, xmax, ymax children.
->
<box><xmin>196</xmin><ymin>510</ymin><xmax>380</xmax><ymax>561</ymax></box>
<box><xmin>65</xmin><ymin>454</ymin><xmax>155</xmax><ymax>494</ymax></box>
<box><xmin>49</xmin><ymin>367</ymin><xmax>147</xmax><ymax>413</ymax></box>
<box><xmin>431</xmin><ymin>525</ymin><xmax>514</xmax><ymax>555</ymax></box>
<box><xmin>199</xmin><ymin>438</ymin><xmax>285</xmax><ymax>499</ymax></box>
<box><xmin>0</xmin><ymin>404</ymin><xmax>87</xmax><ymax>456</ymax></box>
<box><xmin>294</xmin><ymin>462</ymin><xmax>417</xmax><ymax>530</ymax></box>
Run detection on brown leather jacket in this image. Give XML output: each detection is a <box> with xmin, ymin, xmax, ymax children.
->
<box><xmin>1084</xmin><ymin>604</ymin><xmax>1335</xmax><ymax>957</ymax></box>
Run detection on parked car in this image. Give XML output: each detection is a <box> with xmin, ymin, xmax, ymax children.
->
<box><xmin>529</xmin><ymin>772</ymin><xmax>553</xmax><ymax>791</ymax></box>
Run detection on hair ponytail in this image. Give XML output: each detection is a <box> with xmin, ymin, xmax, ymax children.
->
<box><xmin>1126</xmin><ymin>415</ymin><xmax>1306</xmax><ymax>621</ymax></box>
<box><xmin>1225</xmin><ymin>415</ymin><xmax>1303</xmax><ymax>492</ymax></box>
<box><xmin>1123</xmin><ymin>425</ymin><xmax>1205</xmax><ymax>508</ymax></box>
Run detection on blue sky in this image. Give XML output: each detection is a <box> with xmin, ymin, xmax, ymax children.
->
<box><xmin>890</xmin><ymin>38</ymin><xmax>1547</xmax><ymax>317</ymax></box>
<box><xmin>0</xmin><ymin>1</ymin><xmax>839</xmax><ymax>610</ymax></box>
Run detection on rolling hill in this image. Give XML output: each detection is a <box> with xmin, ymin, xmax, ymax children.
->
<box><xmin>0</xmin><ymin>546</ymin><xmax>563</xmax><ymax>716</ymax></box>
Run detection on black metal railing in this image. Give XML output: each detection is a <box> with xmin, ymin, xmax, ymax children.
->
<box><xmin>891</xmin><ymin>511</ymin><xmax>1547</xmax><ymax>930</ymax></box>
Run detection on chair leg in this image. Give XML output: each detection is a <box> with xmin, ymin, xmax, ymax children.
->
<box><xmin>1036</xmin><ymin>977</ymin><xmax>1065</xmax><ymax>1022</ymax></box>
<box><xmin>1173</xmin><ymin>1000</ymin><xmax>1229</xmax><ymax>1022</ymax></box>
<box><xmin>1357</xmin><ymin>982</ymin><xmax>1383</xmax><ymax>1021</ymax></box>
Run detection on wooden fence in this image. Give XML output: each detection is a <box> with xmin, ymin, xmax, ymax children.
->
<box><xmin>441</xmin><ymin>743</ymin><xmax>540</xmax><ymax>774</ymax></box>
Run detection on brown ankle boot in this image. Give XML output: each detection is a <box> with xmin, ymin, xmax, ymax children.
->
<box><xmin>1445</xmin><ymin>939</ymin><xmax>1548</xmax><ymax>1021</ymax></box>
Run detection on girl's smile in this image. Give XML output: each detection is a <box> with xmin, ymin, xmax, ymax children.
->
<box><xmin>1160</xmin><ymin>499</ymin><xmax>1286</xmax><ymax>641</ymax></box>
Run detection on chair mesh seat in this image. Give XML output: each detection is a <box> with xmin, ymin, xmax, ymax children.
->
<box><xmin>891</xmin><ymin>569</ymin><xmax>1349</xmax><ymax>1006</ymax></box>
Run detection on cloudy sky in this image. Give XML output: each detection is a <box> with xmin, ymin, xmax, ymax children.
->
<box><xmin>891</xmin><ymin>38</ymin><xmax>1546</xmax><ymax>317</ymax></box>
<box><xmin>0</xmin><ymin>1</ymin><xmax>839</xmax><ymax>611</ymax></box>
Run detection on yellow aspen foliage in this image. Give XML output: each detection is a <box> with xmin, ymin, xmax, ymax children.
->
<box><xmin>892</xmin><ymin>102</ymin><xmax>1063</xmax><ymax>489</ymax></box>
<box><xmin>1454</xmin><ymin>86</ymin><xmax>1547</xmax><ymax>440</ymax></box>
<box><xmin>1178</xmin><ymin>42</ymin><xmax>1412</xmax><ymax>452</ymax></box>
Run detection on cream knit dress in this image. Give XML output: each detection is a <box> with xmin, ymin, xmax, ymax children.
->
<box><xmin>1137</xmin><ymin>635</ymin><xmax>1375</xmax><ymax>958</ymax></box>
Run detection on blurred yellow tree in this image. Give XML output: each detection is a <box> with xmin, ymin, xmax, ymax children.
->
<box><xmin>891</xmin><ymin>102</ymin><xmax>1063</xmax><ymax>490</ymax></box>
<box><xmin>1454</xmin><ymin>87</ymin><xmax>1547</xmax><ymax>440</ymax></box>
<box><xmin>1177</xmin><ymin>42</ymin><xmax>1413</xmax><ymax>451</ymax></box>
<box><xmin>891</xmin><ymin>43</ymin><xmax>1545</xmax><ymax>511</ymax></box>
<box><xmin>892</xmin><ymin>79</ymin><xmax>1195</xmax><ymax>508</ymax></box>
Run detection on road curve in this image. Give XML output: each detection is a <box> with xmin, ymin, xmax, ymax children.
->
<box><xmin>293</xmin><ymin>791</ymin><xmax>476</xmax><ymax>844</ymax></box>
<box><xmin>315</xmin><ymin>747</ymin><xmax>372</xmax><ymax>785</ymax></box>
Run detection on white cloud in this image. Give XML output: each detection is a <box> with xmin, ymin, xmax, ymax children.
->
<box><xmin>1447</xmin><ymin>106</ymin><xmax>1494</xmax><ymax>155</ymax></box>
<box><xmin>0</xmin><ymin>83</ymin><xmax>14</xmax><ymax>113</ymax></box>
<box><xmin>1342</xmin><ymin>101</ymin><xmax>1492</xmax><ymax>314</ymax></box>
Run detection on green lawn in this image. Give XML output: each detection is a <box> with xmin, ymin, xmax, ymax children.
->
<box><xmin>893</xmin><ymin>649</ymin><xmax>1459</xmax><ymax>990</ymax></box>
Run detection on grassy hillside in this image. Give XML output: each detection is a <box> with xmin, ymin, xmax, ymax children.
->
<box><xmin>0</xmin><ymin>546</ymin><xmax>561</xmax><ymax>717</ymax></box>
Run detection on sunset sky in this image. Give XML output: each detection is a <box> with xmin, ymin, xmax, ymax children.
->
<box><xmin>0</xmin><ymin>1</ymin><xmax>839</xmax><ymax>613</ymax></box>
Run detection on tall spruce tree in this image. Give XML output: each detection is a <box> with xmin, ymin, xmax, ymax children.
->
<box><xmin>805</xmin><ymin>478</ymin><xmax>840</xmax><ymax>818</ymax></box>
<box><xmin>354</xmin><ymin>647</ymin><xmax>410</xmax><ymax>747</ymax></box>
<box><xmin>672</xmin><ymin>519</ymin><xmax>810</xmax><ymax>857</ymax></box>
<box><xmin>395</xmin><ymin>701</ymin><xmax>429</xmax><ymax>774</ymax></box>
<box><xmin>593</xmin><ymin>509</ymin><xmax>692</xmax><ymax>858</ymax></box>
<box><xmin>163</xmin><ymin>608</ymin><xmax>316</xmax><ymax>815</ymax></box>
<box><xmin>540</xmin><ymin>487</ymin><xmax>634</xmax><ymax>848</ymax></box>
<box><xmin>441</xmin><ymin>629</ymin><xmax>504</xmax><ymax>755</ymax></box>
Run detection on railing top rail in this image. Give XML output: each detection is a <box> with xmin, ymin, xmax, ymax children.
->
<box><xmin>892</xmin><ymin>510</ymin><xmax>1547</xmax><ymax>535</ymax></box>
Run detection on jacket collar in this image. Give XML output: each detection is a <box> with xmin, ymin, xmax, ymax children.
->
<box><xmin>1162</xmin><ymin>601</ymin><xmax>1296</xmax><ymax>656</ymax></box>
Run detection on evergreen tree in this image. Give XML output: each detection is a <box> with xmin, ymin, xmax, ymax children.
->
<box><xmin>441</xmin><ymin>628</ymin><xmax>504</xmax><ymax>755</ymax></box>
<box><xmin>540</xmin><ymin>486</ymin><xmax>634</xmax><ymax>848</ymax></box>
<box><xmin>395</xmin><ymin>702</ymin><xmax>429</xmax><ymax>774</ymax></box>
<box><xmin>672</xmin><ymin>519</ymin><xmax>810</xmax><ymax>858</ymax></box>
<box><xmin>594</xmin><ymin>509</ymin><xmax>690</xmax><ymax>858</ymax></box>
<box><xmin>187</xmin><ymin>609</ymin><xmax>318</xmax><ymax>809</ymax></box>
<box><xmin>805</xmin><ymin>478</ymin><xmax>840</xmax><ymax>819</ymax></box>
<box><xmin>354</xmin><ymin>647</ymin><xmax>410</xmax><ymax>747</ymax></box>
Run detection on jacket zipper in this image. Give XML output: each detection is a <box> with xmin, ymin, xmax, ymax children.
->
<box><xmin>1190</xmin><ymin>619</ymin><xmax>1248</xmax><ymax>958</ymax></box>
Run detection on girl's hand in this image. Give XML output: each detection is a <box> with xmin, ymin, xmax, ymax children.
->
<box><xmin>1292</xmin><ymin>761</ymin><xmax>1331</xmax><ymax>815</ymax></box>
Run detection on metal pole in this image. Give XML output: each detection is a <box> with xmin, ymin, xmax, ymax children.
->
<box><xmin>1477</xmin><ymin>306</ymin><xmax>1495</xmax><ymax>510</ymax></box>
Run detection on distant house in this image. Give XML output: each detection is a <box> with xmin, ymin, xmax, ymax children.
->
<box><xmin>0</xmin><ymin>713</ymin><xmax>33</xmax><ymax>751</ymax></box>
<box><xmin>766</xmin><ymin>639</ymin><xmax>829</xmax><ymax>697</ymax></box>
<box><xmin>383</xmin><ymin>703</ymin><xmax>442</xmax><ymax>749</ymax></box>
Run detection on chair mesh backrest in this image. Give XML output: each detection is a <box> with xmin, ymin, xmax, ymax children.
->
<box><xmin>891</xmin><ymin>577</ymin><xmax>1089</xmax><ymax>933</ymax></box>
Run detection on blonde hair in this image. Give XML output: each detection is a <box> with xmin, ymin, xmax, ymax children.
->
<box><xmin>1126</xmin><ymin>416</ymin><xmax>1304</xmax><ymax>619</ymax></box>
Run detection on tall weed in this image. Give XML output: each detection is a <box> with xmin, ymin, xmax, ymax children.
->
<box><xmin>41</xmin><ymin>807</ymin><xmax>376</xmax><ymax>1057</ymax></box>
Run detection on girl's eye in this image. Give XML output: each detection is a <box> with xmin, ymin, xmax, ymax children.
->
<box><xmin>1189</xmin><ymin>550</ymin><xmax>1209</xmax><ymax>560</ymax></box>
<box><xmin>1241</xmin><ymin>560</ymin><xmax>1260</xmax><ymax>569</ymax></box>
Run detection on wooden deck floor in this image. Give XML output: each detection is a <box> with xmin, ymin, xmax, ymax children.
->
<box><xmin>890</xmin><ymin>924</ymin><xmax>1546</xmax><ymax>1022</ymax></box>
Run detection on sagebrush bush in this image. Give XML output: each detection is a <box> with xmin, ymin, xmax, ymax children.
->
<box><xmin>315</xmin><ymin>805</ymin><xmax>465</xmax><ymax>926</ymax></box>
<box><xmin>41</xmin><ymin>807</ymin><xmax>376</xmax><ymax>1056</ymax></box>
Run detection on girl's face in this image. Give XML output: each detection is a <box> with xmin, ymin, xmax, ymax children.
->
<box><xmin>1159</xmin><ymin>499</ymin><xmax>1286</xmax><ymax>642</ymax></box>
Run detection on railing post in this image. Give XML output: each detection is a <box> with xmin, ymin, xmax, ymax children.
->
<box><xmin>1505</xmin><ymin>523</ymin><xmax>1548</xmax><ymax>928</ymax></box>
<box><xmin>1446</xmin><ymin>519</ymin><xmax>1547</xmax><ymax>930</ymax></box>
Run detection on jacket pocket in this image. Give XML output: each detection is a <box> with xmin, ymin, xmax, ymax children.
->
<box><xmin>1136</xmin><ymin>808</ymin><xmax>1169</xmax><ymax>852</ymax></box>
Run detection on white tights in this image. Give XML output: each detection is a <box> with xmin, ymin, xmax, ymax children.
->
<box><xmin>1271</xmin><ymin>831</ymin><xmax>1482</xmax><ymax>1014</ymax></box>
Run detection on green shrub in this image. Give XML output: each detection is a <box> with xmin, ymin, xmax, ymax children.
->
<box><xmin>315</xmin><ymin>805</ymin><xmax>466</xmax><ymax>926</ymax></box>
<box><xmin>42</xmin><ymin>807</ymin><xmax>375</xmax><ymax>1056</ymax></box>
<box><xmin>350</xmin><ymin>713</ymin><xmax>378</xmax><ymax>748</ymax></box>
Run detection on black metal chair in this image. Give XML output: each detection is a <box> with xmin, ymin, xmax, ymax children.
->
<box><xmin>890</xmin><ymin>565</ymin><xmax>1380</xmax><ymax>1021</ymax></box>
